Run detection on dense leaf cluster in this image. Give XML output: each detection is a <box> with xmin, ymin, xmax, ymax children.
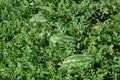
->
<box><xmin>0</xmin><ymin>0</ymin><xmax>120</xmax><ymax>80</ymax></box>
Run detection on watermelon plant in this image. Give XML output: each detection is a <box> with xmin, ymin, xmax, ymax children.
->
<box><xmin>0</xmin><ymin>0</ymin><xmax>120</xmax><ymax>80</ymax></box>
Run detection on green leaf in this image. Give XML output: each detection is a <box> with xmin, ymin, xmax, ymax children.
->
<box><xmin>111</xmin><ymin>13</ymin><xmax>120</xmax><ymax>22</ymax></box>
<box><xmin>39</xmin><ymin>6</ymin><xmax>53</xmax><ymax>13</ymax></box>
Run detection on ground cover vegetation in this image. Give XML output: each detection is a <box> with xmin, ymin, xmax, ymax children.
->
<box><xmin>0</xmin><ymin>0</ymin><xmax>120</xmax><ymax>80</ymax></box>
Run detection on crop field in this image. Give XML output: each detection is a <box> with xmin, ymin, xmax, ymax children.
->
<box><xmin>0</xmin><ymin>0</ymin><xmax>120</xmax><ymax>80</ymax></box>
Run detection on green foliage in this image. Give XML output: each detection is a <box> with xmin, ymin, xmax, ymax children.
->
<box><xmin>0</xmin><ymin>0</ymin><xmax>120</xmax><ymax>80</ymax></box>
